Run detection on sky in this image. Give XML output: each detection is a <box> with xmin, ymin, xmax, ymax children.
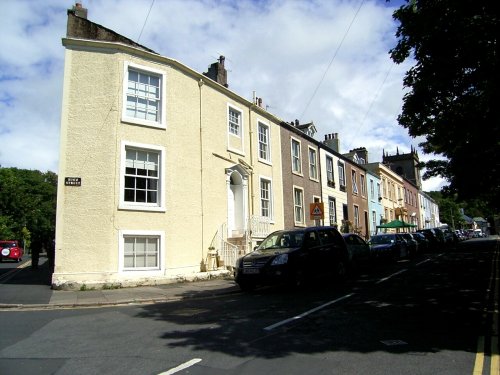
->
<box><xmin>0</xmin><ymin>0</ymin><xmax>447</xmax><ymax>191</ymax></box>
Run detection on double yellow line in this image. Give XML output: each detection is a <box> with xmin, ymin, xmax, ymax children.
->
<box><xmin>474</xmin><ymin>240</ymin><xmax>499</xmax><ymax>375</ymax></box>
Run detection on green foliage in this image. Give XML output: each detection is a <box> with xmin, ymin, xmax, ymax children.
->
<box><xmin>21</xmin><ymin>226</ymin><xmax>31</xmax><ymax>250</ymax></box>
<box><xmin>0</xmin><ymin>168</ymin><xmax>57</xmax><ymax>249</ymax></box>
<box><xmin>0</xmin><ymin>215</ymin><xmax>15</xmax><ymax>239</ymax></box>
<box><xmin>427</xmin><ymin>191</ymin><xmax>464</xmax><ymax>230</ymax></box>
<box><xmin>390</xmin><ymin>1</ymin><xmax>499</xmax><ymax>211</ymax></box>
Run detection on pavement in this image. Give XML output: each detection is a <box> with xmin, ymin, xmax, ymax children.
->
<box><xmin>0</xmin><ymin>257</ymin><xmax>241</xmax><ymax>310</ymax></box>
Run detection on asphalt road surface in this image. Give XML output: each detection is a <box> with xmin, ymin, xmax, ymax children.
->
<box><xmin>0</xmin><ymin>237</ymin><xmax>498</xmax><ymax>375</ymax></box>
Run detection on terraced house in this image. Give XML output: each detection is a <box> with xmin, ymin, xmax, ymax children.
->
<box><xmin>54</xmin><ymin>4</ymin><xmax>439</xmax><ymax>288</ymax></box>
<box><xmin>55</xmin><ymin>5</ymin><xmax>286</xmax><ymax>288</ymax></box>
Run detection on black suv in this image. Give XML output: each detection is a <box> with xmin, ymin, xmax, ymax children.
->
<box><xmin>234</xmin><ymin>226</ymin><xmax>349</xmax><ymax>291</ymax></box>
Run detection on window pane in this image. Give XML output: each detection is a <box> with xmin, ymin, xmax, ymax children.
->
<box><xmin>124</xmin><ymin>147</ymin><xmax>160</xmax><ymax>205</ymax></box>
<box><xmin>127</xmin><ymin>69</ymin><xmax>161</xmax><ymax>122</ymax></box>
<box><xmin>135</xmin><ymin>238</ymin><xmax>146</xmax><ymax>267</ymax></box>
<box><xmin>147</xmin><ymin>191</ymin><xmax>157</xmax><ymax>203</ymax></box>
<box><xmin>123</xmin><ymin>236</ymin><xmax>160</xmax><ymax>269</ymax></box>
<box><xmin>135</xmin><ymin>190</ymin><xmax>146</xmax><ymax>202</ymax></box>
<box><xmin>124</xmin><ymin>238</ymin><xmax>135</xmax><ymax>267</ymax></box>
<box><xmin>146</xmin><ymin>238</ymin><xmax>158</xmax><ymax>267</ymax></box>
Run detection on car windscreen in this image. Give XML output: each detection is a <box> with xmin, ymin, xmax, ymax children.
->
<box><xmin>0</xmin><ymin>242</ymin><xmax>15</xmax><ymax>248</ymax></box>
<box><xmin>369</xmin><ymin>235</ymin><xmax>394</xmax><ymax>244</ymax></box>
<box><xmin>258</xmin><ymin>232</ymin><xmax>305</xmax><ymax>250</ymax></box>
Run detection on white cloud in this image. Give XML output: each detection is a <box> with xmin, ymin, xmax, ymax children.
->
<box><xmin>0</xmin><ymin>0</ymin><xmax>447</xmax><ymax>191</ymax></box>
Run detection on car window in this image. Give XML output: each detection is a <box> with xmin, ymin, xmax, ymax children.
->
<box><xmin>319</xmin><ymin>228</ymin><xmax>345</xmax><ymax>248</ymax></box>
<box><xmin>259</xmin><ymin>231</ymin><xmax>305</xmax><ymax>250</ymax></box>
<box><xmin>370</xmin><ymin>235</ymin><xmax>394</xmax><ymax>244</ymax></box>
<box><xmin>318</xmin><ymin>229</ymin><xmax>336</xmax><ymax>245</ymax></box>
<box><xmin>353</xmin><ymin>235</ymin><xmax>364</xmax><ymax>245</ymax></box>
<box><xmin>305</xmin><ymin>231</ymin><xmax>320</xmax><ymax>247</ymax></box>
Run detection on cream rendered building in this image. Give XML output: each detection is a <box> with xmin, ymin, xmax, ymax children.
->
<box><xmin>365</xmin><ymin>162</ymin><xmax>404</xmax><ymax>226</ymax></box>
<box><xmin>54</xmin><ymin>7</ymin><xmax>284</xmax><ymax>288</ymax></box>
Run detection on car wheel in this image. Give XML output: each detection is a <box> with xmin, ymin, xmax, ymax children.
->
<box><xmin>349</xmin><ymin>257</ymin><xmax>360</xmax><ymax>277</ymax></box>
<box><xmin>289</xmin><ymin>269</ymin><xmax>306</xmax><ymax>289</ymax></box>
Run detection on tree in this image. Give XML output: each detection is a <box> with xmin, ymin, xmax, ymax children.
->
<box><xmin>0</xmin><ymin>168</ymin><xmax>57</xmax><ymax>250</ymax></box>
<box><xmin>427</xmin><ymin>191</ymin><xmax>464</xmax><ymax>230</ymax></box>
<box><xmin>390</xmin><ymin>0</ymin><xmax>499</xmax><ymax>212</ymax></box>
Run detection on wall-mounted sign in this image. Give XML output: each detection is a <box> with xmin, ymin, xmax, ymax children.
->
<box><xmin>310</xmin><ymin>202</ymin><xmax>324</xmax><ymax>220</ymax></box>
<box><xmin>65</xmin><ymin>177</ymin><xmax>81</xmax><ymax>186</ymax></box>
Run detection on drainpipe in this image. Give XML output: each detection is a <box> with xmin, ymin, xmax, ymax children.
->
<box><xmin>198</xmin><ymin>78</ymin><xmax>205</xmax><ymax>264</ymax></box>
<box><xmin>248</xmin><ymin>106</ymin><xmax>255</xmax><ymax>217</ymax></box>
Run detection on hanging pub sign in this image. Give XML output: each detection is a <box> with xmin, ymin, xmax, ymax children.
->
<box><xmin>65</xmin><ymin>177</ymin><xmax>82</xmax><ymax>186</ymax></box>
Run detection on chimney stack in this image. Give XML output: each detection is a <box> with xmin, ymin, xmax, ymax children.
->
<box><xmin>203</xmin><ymin>55</ymin><xmax>228</xmax><ymax>88</ymax></box>
<box><xmin>323</xmin><ymin>132</ymin><xmax>340</xmax><ymax>152</ymax></box>
<box><xmin>69</xmin><ymin>2</ymin><xmax>88</xmax><ymax>19</ymax></box>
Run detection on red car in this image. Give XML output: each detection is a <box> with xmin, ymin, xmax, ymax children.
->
<box><xmin>0</xmin><ymin>240</ymin><xmax>24</xmax><ymax>262</ymax></box>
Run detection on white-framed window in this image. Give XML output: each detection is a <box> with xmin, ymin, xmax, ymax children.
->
<box><xmin>354</xmin><ymin>205</ymin><xmax>360</xmax><ymax>228</ymax></box>
<box><xmin>308</xmin><ymin>147</ymin><xmax>318</xmax><ymax>180</ymax></box>
<box><xmin>377</xmin><ymin>182</ymin><xmax>381</xmax><ymax>200</ymax></box>
<box><xmin>258</xmin><ymin>122</ymin><xmax>271</xmax><ymax>162</ymax></box>
<box><xmin>119</xmin><ymin>141</ymin><xmax>165</xmax><ymax>212</ymax></box>
<box><xmin>291</xmin><ymin>138</ymin><xmax>302</xmax><ymax>174</ymax></box>
<box><xmin>260</xmin><ymin>177</ymin><xmax>273</xmax><ymax>219</ymax></box>
<box><xmin>370</xmin><ymin>179</ymin><xmax>375</xmax><ymax>197</ymax></box>
<box><xmin>371</xmin><ymin>210</ymin><xmax>377</xmax><ymax>232</ymax></box>
<box><xmin>228</xmin><ymin>106</ymin><xmax>242</xmax><ymax>136</ymax></box>
<box><xmin>326</xmin><ymin>156</ymin><xmax>334</xmax><ymax>187</ymax></box>
<box><xmin>293</xmin><ymin>186</ymin><xmax>304</xmax><ymax>225</ymax></box>
<box><xmin>352</xmin><ymin>170</ymin><xmax>359</xmax><ymax>194</ymax></box>
<box><xmin>122</xmin><ymin>62</ymin><xmax>165</xmax><ymax>128</ymax></box>
<box><xmin>360</xmin><ymin>174</ymin><xmax>366</xmax><ymax>196</ymax></box>
<box><xmin>119</xmin><ymin>230</ymin><xmax>164</xmax><ymax>272</ymax></box>
<box><xmin>338</xmin><ymin>162</ymin><xmax>346</xmax><ymax>187</ymax></box>
<box><xmin>328</xmin><ymin>196</ymin><xmax>336</xmax><ymax>226</ymax></box>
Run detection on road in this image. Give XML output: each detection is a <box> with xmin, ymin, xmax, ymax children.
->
<box><xmin>0</xmin><ymin>237</ymin><xmax>498</xmax><ymax>375</ymax></box>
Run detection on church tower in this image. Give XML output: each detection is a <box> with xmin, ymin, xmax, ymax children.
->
<box><xmin>382</xmin><ymin>146</ymin><xmax>422</xmax><ymax>190</ymax></box>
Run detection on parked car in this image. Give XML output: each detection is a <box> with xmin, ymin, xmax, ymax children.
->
<box><xmin>432</xmin><ymin>227</ymin><xmax>447</xmax><ymax>246</ymax></box>
<box><xmin>412</xmin><ymin>232</ymin><xmax>429</xmax><ymax>253</ymax></box>
<box><xmin>342</xmin><ymin>233</ymin><xmax>371</xmax><ymax>268</ymax></box>
<box><xmin>368</xmin><ymin>233</ymin><xmax>408</xmax><ymax>260</ymax></box>
<box><xmin>473</xmin><ymin>229</ymin><xmax>485</xmax><ymax>238</ymax></box>
<box><xmin>417</xmin><ymin>229</ymin><xmax>442</xmax><ymax>252</ymax></box>
<box><xmin>442</xmin><ymin>229</ymin><xmax>459</xmax><ymax>246</ymax></box>
<box><xmin>234</xmin><ymin>226</ymin><xmax>349</xmax><ymax>291</ymax></box>
<box><xmin>0</xmin><ymin>240</ymin><xmax>24</xmax><ymax>262</ymax></box>
<box><xmin>400</xmin><ymin>233</ymin><xmax>418</xmax><ymax>257</ymax></box>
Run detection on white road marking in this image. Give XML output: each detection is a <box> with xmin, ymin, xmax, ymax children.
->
<box><xmin>264</xmin><ymin>293</ymin><xmax>355</xmax><ymax>331</ymax></box>
<box><xmin>375</xmin><ymin>269</ymin><xmax>407</xmax><ymax>284</ymax></box>
<box><xmin>158</xmin><ymin>358</ymin><xmax>202</xmax><ymax>375</ymax></box>
<box><xmin>416</xmin><ymin>258</ymin><xmax>431</xmax><ymax>266</ymax></box>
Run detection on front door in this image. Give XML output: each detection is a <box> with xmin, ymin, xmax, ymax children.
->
<box><xmin>226</xmin><ymin>167</ymin><xmax>248</xmax><ymax>237</ymax></box>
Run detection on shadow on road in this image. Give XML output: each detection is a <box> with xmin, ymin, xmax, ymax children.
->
<box><xmin>1</xmin><ymin>256</ymin><xmax>52</xmax><ymax>286</ymax></box>
<box><xmin>134</xmin><ymin>238</ymin><xmax>498</xmax><ymax>359</ymax></box>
